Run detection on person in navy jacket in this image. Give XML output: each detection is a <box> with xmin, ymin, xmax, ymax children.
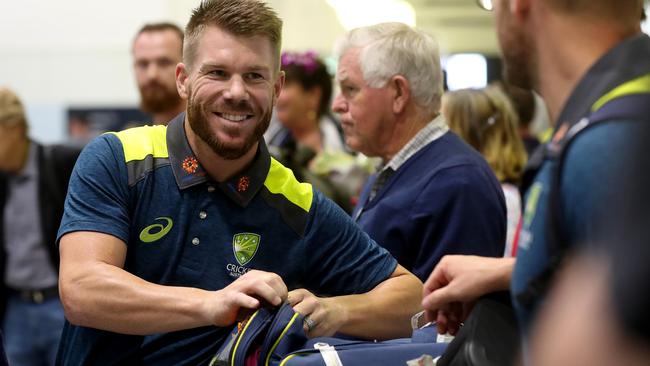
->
<box><xmin>332</xmin><ymin>22</ymin><xmax>507</xmax><ymax>281</ymax></box>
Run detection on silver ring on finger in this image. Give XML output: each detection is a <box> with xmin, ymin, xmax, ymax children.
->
<box><xmin>303</xmin><ymin>315</ymin><xmax>316</xmax><ymax>332</ymax></box>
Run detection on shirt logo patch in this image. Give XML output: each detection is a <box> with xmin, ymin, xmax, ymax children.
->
<box><xmin>139</xmin><ymin>217</ymin><xmax>174</xmax><ymax>243</ymax></box>
<box><xmin>237</xmin><ymin>176</ymin><xmax>250</xmax><ymax>192</ymax></box>
<box><xmin>182</xmin><ymin>156</ymin><xmax>199</xmax><ymax>174</ymax></box>
<box><xmin>232</xmin><ymin>233</ymin><xmax>260</xmax><ymax>266</ymax></box>
<box><xmin>523</xmin><ymin>182</ymin><xmax>544</xmax><ymax>228</ymax></box>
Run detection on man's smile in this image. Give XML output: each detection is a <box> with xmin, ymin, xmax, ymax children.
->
<box><xmin>215</xmin><ymin>112</ymin><xmax>253</xmax><ymax>122</ymax></box>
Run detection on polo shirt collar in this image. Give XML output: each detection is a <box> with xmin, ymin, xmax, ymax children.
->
<box><xmin>166</xmin><ymin>112</ymin><xmax>271</xmax><ymax>207</ymax></box>
<box><xmin>216</xmin><ymin>141</ymin><xmax>271</xmax><ymax>207</ymax></box>
<box><xmin>556</xmin><ymin>32</ymin><xmax>650</xmax><ymax>125</ymax></box>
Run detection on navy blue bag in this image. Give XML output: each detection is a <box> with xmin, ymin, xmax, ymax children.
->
<box><xmin>279</xmin><ymin>336</ymin><xmax>447</xmax><ymax>366</ymax></box>
<box><xmin>210</xmin><ymin>302</ymin><xmax>307</xmax><ymax>366</ymax></box>
<box><xmin>209</xmin><ymin>303</ymin><xmax>447</xmax><ymax>366</ymax></box>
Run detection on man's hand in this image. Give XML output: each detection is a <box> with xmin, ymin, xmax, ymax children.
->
<box><xmin>205</xmin><ymin>270</ymin><xmax>288</xmax><ymax>327</ymax></box>
<box><xmin>288</xmin><ymin>289</ymin><xmax>346</xmax><ymax>338</ymax></box>
<box><xmin>421</xmin><ymin>255</ymin><xmax>515</xmax><ymax>335</ymax></box>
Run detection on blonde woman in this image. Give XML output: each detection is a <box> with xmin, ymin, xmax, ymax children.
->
<box><xmin>442</xmin><ymin>86</ymin><xmax>527</xmax><ymax>257</ymax></box>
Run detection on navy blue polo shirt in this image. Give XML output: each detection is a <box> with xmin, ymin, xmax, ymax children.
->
<box><xmin>56</xmin><ymin>113</ymin><xmax>398</xmax><ymax>365</ymax></box>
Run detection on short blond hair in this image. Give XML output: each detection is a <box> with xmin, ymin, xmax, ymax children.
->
<box><xmin>183</xmin><ymin>0</ymin><xmax>282</xmax><ymax>71</ymax></box>
<box><xmin>0</xmin><ymin>87</ymin><xmax>26</xmax><ymax>127</ymax></box>
<box><xmin>443</xmin><ymin>86</ymin><xmax>527</xmax><ymax>183</ymax></box>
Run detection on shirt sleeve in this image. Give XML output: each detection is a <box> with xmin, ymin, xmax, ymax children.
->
<box><xmin>561</xmin><ymin>120</ymin><xmax>650</xmax><ymax>342</ymax></box>
<box><xmin>560</xmin><ymin>122</ymin><xmax>633</xmax><ymax>246</ymax></box>
<box><xmin>57</xmin><ymin>134</ymin><xmax>131</xmax><ymax>245</ymax></box>
<box><xmin>301</xmin><ymin>191</ymin><xmax>398</xmax><ymax>296</ymax></box>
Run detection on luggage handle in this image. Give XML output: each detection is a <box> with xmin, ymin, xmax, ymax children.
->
<box><xmin>313</xmin><ymin>342</ymin><xmax>344</xmax><ymax>366</ymax></box>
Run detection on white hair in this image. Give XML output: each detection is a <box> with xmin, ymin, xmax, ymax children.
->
<box><xmin>335</xmin><ymin>22</ymin><xmax>443</xmax><ymax>114</ymax></box>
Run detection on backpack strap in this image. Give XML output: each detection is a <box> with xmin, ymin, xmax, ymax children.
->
<box><xmin>516</xmin><ymin>73</ymin><xmax>650</xmax><ymax>309</ymax></box>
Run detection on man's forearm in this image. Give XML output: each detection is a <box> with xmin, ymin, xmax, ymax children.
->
<box><xmin>60</xmin><ymin>261</ymin><xmax>213</xmax><ymax>335</ymax></box>
<box><xmin>330</xmin><ymin>270</ymin><xmax>423</xmax><ymax>340</ymax></box>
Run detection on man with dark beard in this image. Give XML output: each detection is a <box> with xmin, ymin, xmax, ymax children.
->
<box><xmin>132</xmin><ymin>23</ymin><xmax>186</xmax><ymax>125</ymax></box>
<box><xmin>421</xmin><ymin>0</ymin><xmax>648</xmax><ymax>357</ymax></box>
<box><xmin>54</xmin><ymin>1</ymin><xmax>423</xmax><ymax>365</ymax></box>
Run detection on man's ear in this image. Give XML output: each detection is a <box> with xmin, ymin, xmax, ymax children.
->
<box><xmin>390</xmin><ymin>75</ymin><xmax>411</xmax><ymax>115</ymax></box>
<box><xmin>176</xmin><ymin>63</ymin><xmax>190</xmax><ymax>100</ymax></box>
<box><xmin>273</xmin><ymin>70</ymin><xmax>285</xmax><ymax>105</ymax></box>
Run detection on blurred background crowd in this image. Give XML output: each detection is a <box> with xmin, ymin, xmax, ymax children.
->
<box><xmin>2</xmin><ymin>0</ymin><xmax>650</xmax><ymax>365</ymax></box>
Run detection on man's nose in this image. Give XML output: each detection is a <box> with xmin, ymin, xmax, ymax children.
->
<box><xmin>224</xmin><ymin>75</ymin><xmax>249</xmax><ymax>102</ymax></box>
<box><xmin>145</xmin><ymin>63</ymin><xmax>161</xmax><ymax>81</ymax></box>
<box><xmin>332</xmin><ymin>93</ymin><xmax>347</xmax><ymax>114</ymax></box>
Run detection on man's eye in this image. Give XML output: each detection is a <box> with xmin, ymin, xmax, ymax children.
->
<box><xmin>342</xmin><ymin>85</ymin><xmax>357</xmax><ymax>95</ymax></box>
<box><xmin>210</xmin><ymin>70</ymin><xmax>228</xmax><ymax>78</ymax></box>
<box><xmin>157</xmin><ymin>59</ymin><xmax>175</xmax><ymax>68</ymax></box>
<box><xmin>245</xmin><ymin>72</ymin><xmax>264</xmax><ymax>81</ymax></box>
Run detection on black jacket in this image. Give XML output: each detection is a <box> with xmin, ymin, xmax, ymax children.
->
<box><xmin>0</xmin><ymin>141</ymin><xmax>81</xmax><ymax>318</ymax></box>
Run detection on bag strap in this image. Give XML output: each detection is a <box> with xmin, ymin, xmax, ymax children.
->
<box><xmin>313</xmin><ymin>343</ymin><xmax>344</xmax><ymax>366</ymax></box>
<box><xmin>516</xmin><ymin>74</ymin><xmax>650</xmax><ymax>309</ymax></box>
<box><xmin>547</xmin><ymin>87</ymin><xmax>650</xmax><ymax>256</ymax></box>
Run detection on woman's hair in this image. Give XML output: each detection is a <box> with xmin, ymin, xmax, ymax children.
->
<box><xmin>280</xmin><ymin>51</ymin><xmax>332</xmax><ymax>118</ymax></box>
<box><xmin>443</xmin><ymin>86</ymin><xmax>527</xmax><ymax>183</ymax></box>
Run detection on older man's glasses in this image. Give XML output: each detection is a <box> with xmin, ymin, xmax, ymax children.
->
<box><xmin>477</xmin><ymin>0</ymin><xmax>493</xmax><ymax>11</ymax></box>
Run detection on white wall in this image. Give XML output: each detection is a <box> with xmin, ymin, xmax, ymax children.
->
<box><xmin>0</xmin><ymin>0</ymin><xmax>197</xmax><ymax>142</ymax></box>
<box><xmin>0</xmin><ymin>0</ymin><xmax>497</xmax><ymax>143</ymax></box>
<box><xmin>0</xmin><ymin>0</ymin><xmax>348</xmax><ymax>142</ymax></box>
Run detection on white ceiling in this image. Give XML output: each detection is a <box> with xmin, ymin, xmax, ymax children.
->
<box><xmin>270</xmin><ymin>0</ymin><xmax>500</xmax><ymax>57</ymax></box>
<box><xmin>410</xmin><ymin>0</ymin><xmax>499</xmax><ymax>55</ymax></box>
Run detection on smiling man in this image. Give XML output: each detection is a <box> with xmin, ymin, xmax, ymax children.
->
<box><xmin>55</xmin><ymin>1</ymin><xmax>422</xmax><ymax>365</ymax></box>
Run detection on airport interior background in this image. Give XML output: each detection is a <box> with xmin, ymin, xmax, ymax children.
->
<box><xmin>1</xmin><ymin>0</ymin><xmax>649</xmax><ymax>142</ymax></box>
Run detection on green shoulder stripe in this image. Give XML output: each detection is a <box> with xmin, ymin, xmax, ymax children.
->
<box><xmin>592</xmin><ymin>73</ymin><xmax>650</xmax><ymax>112</ymax></box>
<box><xmin>110</xmin><ymin>126</ymin><xmax>169</xmax><ymax>186</ymax></box>
<box><xmin>264</xmin><ymin>158</ymin><xmax>313</xmax><ymax>212</ymax></box>
<box><xmin>110</xmin><ymin>125</ymin><xmax>168</xmax><ymax>162</ymax></box>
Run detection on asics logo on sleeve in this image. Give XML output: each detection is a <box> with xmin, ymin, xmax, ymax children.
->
<box><xmin>139</xmin><ymin>217</ymin><xmax>174</xmax><ymax>243</ymax></box>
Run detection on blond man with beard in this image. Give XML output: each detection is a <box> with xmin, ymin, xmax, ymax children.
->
<box><xmin>55</xmin><ymin>1</ymin><xmax>422</xmax><ymax>364</ymax></box>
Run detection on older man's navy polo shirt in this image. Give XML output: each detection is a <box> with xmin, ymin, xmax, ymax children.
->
<box><xmin>56</xmin><ymin>114</ymin><xmax>397</xmax><ymax>365</ymax></box>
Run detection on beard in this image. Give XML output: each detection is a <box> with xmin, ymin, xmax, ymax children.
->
<box><xmin>498</xmin><ymin>11</ymin><xmax>536</xmax><ymax>90</ymax></box>
<box><xmin>187</xmin><ymin>93</ymin><xmax>272</xmax><ymax>160</ymax></box>
<box><xmin>139</xmin><ymin>81</ymin><xmax>183</xmax><ymax>114</ymax></box>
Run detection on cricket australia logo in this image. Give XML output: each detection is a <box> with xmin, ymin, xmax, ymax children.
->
<box><xmin>232</xmin><ymin>233</ymin><xmax>260</xmax><ymax>266</ymax></box>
